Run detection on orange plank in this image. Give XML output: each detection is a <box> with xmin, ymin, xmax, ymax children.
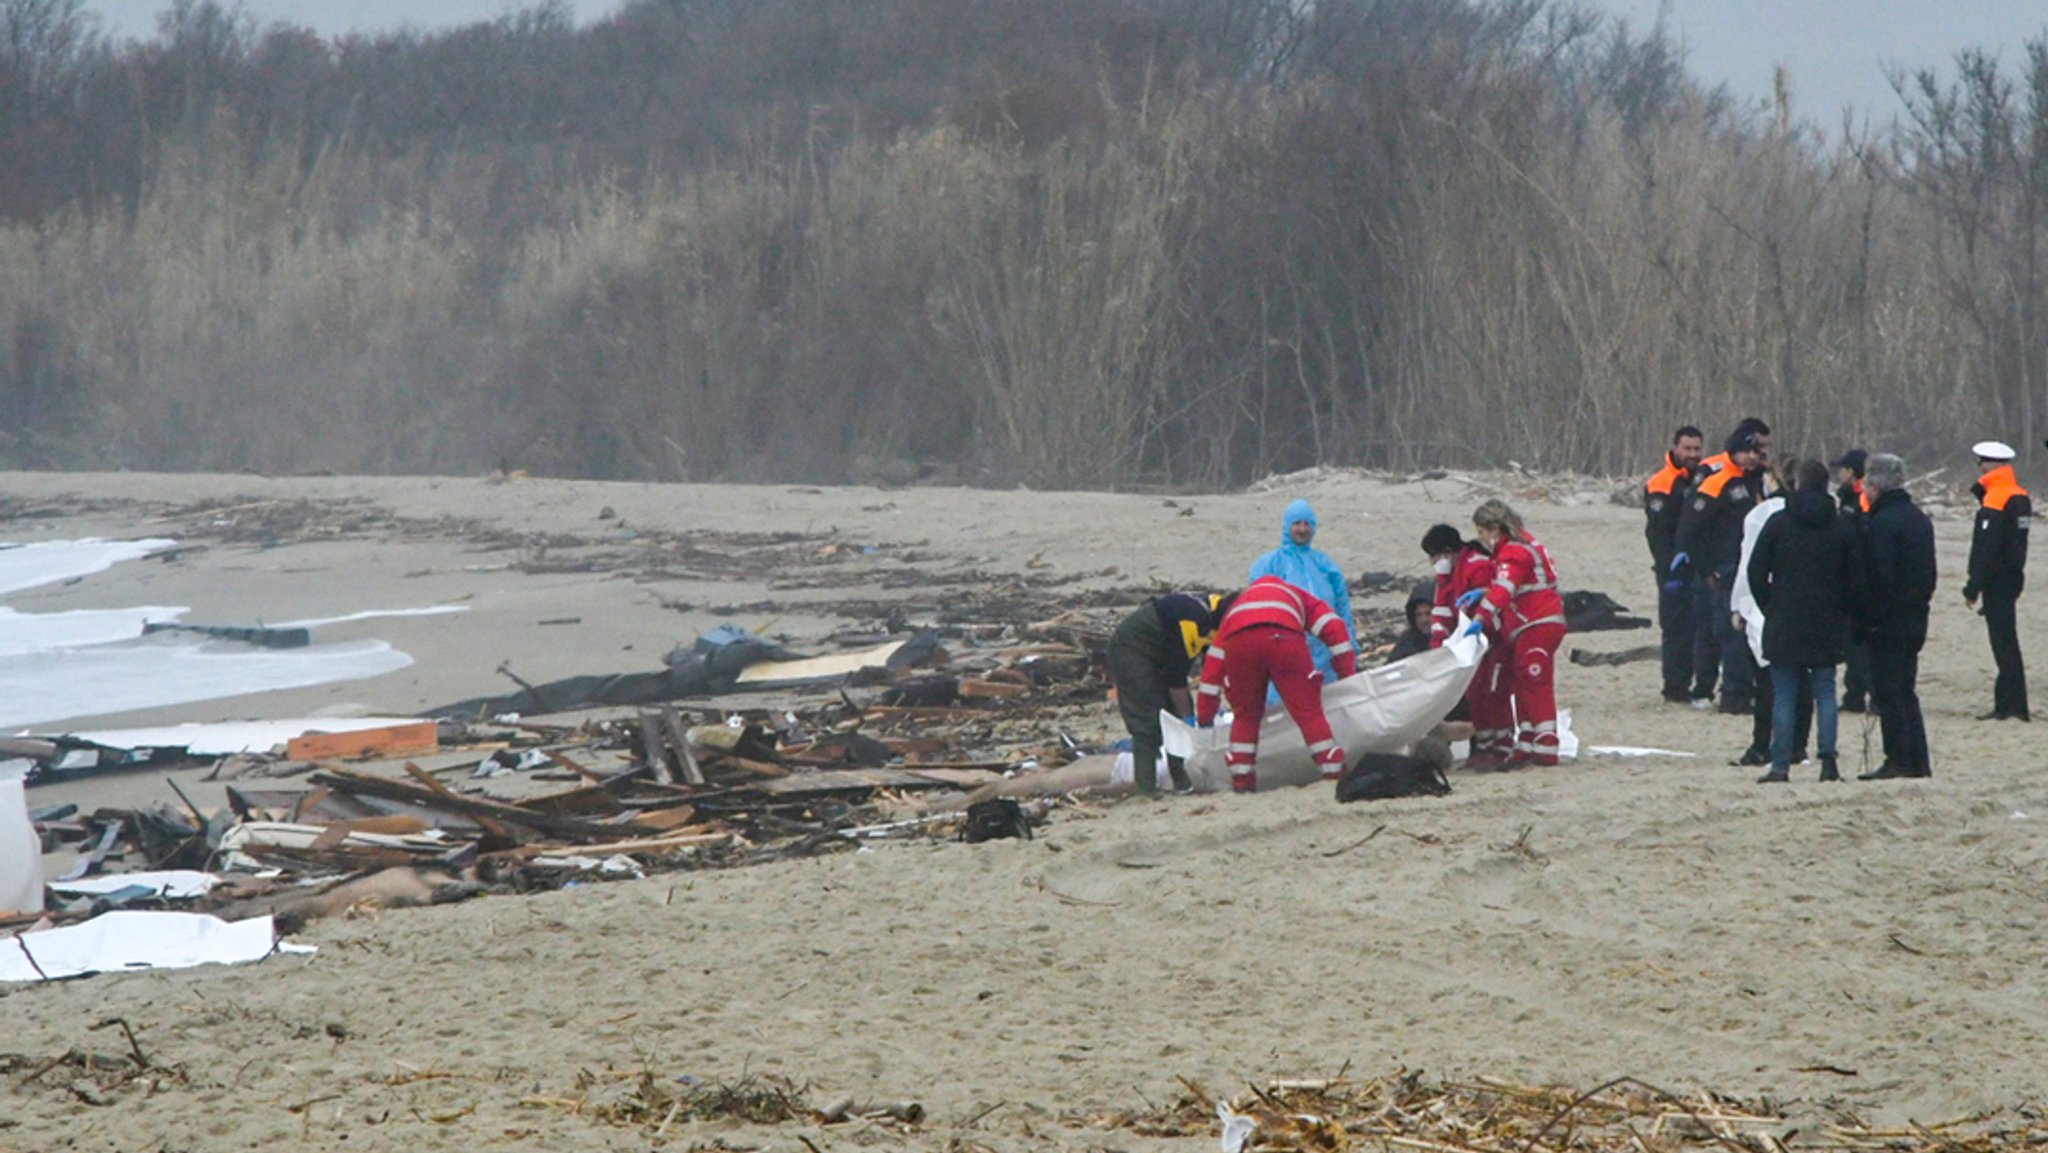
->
<box><xmin>286</xmin><ymin>722</ymin><xmax>440</xmax><ymax>762</ymax></box>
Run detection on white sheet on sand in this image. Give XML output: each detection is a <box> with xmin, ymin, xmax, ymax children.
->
<box><xmin>46</xmin><ymin>716</ymin><xmax>428</xmax><ymax>757</ymax></box>
<box><xmin>1161</xmin><ymin>626</ymin><xmax>1489</xmax><ymax>792</ymax></box>
<box><xmin>0</xmin><ymin>911</ymin><xmax>313</xmax><ymax>982</ymax></box>
<box><xmin>47</xmin><ymin>871</ymin><xmax>221</xmax><ymax>900</ymax></box>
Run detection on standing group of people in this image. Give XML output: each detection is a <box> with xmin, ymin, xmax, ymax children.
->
<box><xmin>1105</xmin><ymin>496</ymin><xmax>1570</xmax><ymax>795</ymax></box>
<box><xmin>1645</xmin><ymin>423</ymin><xmax>2031</xmax><ymax>783</ymax></box>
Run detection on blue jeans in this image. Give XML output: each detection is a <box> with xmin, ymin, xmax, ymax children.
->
<box><xmin>1771</xmin><ymin>663</ymin><xmax>1837</xmax><ymax>772</ymax></box>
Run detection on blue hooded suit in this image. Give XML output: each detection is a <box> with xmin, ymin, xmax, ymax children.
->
<box><xmin>1248</xmin><ymin>498</ymin><xmax>1353</xmax><ymax>688</ymax></box>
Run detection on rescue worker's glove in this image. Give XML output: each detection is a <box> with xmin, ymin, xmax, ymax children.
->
<box><xmin>1461</xmin><ymin>619</ymin><xmax>1485</xmax><ymax>638</ymax></box>
<box><xmin>1455</xmin><ymin>589</ymin><xmax>1485</xmax><ymax>609</ymax></box>
<box><xmin>1662</xmin><ymin>577</ymin><xmax>1686</xmax><ymax>594</ymax></box>
<box><xmin>1230</xmin><ymin>770</ymin><xmax>1257</xmax><ymax>794</ymax></box>
<box><xmin>1669</xmin><ymin>551</ymin><xmax>1689</xmax><ymax>573</ymax></box>
<box><xmin>1182</xmin><ymin>713</ymin><xmax>1198</xmax><ymax>728</ymax></box>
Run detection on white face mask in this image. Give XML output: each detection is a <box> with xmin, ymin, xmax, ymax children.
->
<box><xmin>1433</xmin><ymin>557</ymin><xmax>1453</xmax><ymax>575</ymax></box>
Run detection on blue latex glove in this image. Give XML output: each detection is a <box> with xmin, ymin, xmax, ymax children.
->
<box><xmin>1669</xmin><ymin>551</ymin><xmax>1690</xmax><ymax>574</ymax></box>
<box><xmin>1461</xmin><ymin>619</ymin><xmax>1485</xmax><ymax>638</ymax></box>
<box><xmin>1455</xmin><ymin>588</ymin><xmax>1485</xmax><ymax>609</ymax></box>
<box><xmin>1182</xmin><ymin>713</ymin><xmax>1198</xmax><ymax>728</ymax></box>
<box><xmin>1661</xmin><ymin>578</ymin><xmax>1685</xmax><ymax>594</ymax></box>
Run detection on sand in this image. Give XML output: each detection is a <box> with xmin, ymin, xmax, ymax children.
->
<box><xmin>3</xmin><ymin>467</ymin><xmax>2045</xmax><ymax>1153</ymax></box>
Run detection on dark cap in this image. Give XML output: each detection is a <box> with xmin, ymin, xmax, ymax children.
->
<box><xmin>1726</xmin><ymin>428</ymin><xmax>1762</xmax><ymax>455</ymax></box>
<box><xmin>1830</xmin><ymin>448</ymin><xmax>1868</xmax><ymax>475</ymax></box>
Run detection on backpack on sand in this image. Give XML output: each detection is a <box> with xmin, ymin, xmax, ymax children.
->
<box><xmin>959</xmin><ymin>798</ymin><xmax>1034</xmax><ymax>842</ymax></box>
<box><xmin>1335</xmin><ymin>752</ymin><xmax>1453</xmax><ymax>803</ymax></box>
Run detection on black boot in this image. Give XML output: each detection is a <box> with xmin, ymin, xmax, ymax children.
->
<box><xmin>1755</xmin><ymin>768</ymin><xmax>1789</xmax><ymax>784</ymax></box>
<box><xmin>1818</xmin><ymin>755</ymin><xmax>1840</xmax><ymax>782</ymax></box>
<box><xmin>1730</xmin><ymin>745</ymin><xmax>1770</xmax><ymax>767</ymax></box>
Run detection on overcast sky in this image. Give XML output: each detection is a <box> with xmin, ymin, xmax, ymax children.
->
<box><xmin>85</xmin><ymin>1</ymin><xmax>2048</xmax><ymax>128</ymax></box>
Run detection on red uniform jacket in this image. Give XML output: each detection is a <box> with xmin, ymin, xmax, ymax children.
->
<box><xmin>1195</xmin><ymin>577</ymin><xmax>1359</xmax><ymax>724</ymax></box>
<box><xmin>1474</xmin><ymin>537</ymin><xmax>1566</xmax><ymax>641</ymax></box>
<box><xmin>1432</xmin><ymin>544</ymin><xmax>1496</xmax><ymax>646</ymax></box>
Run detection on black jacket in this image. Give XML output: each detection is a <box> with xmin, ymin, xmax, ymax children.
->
<box><xmin>1644</xmin><ymin>453</ymin><xmax>1694</xmax><ymax>575</ymax></box>
<box><xmin>1677</xmin><ymin>464</ymin><xmax>1765</xmax><ymax>575</ymax></box>
<box><xmin>1109</xmin><ymin>593</ymin><xmax>1216</xmax><ymax>689</ymax></box>
<box><xmin>1964</xmin><ymin>473</ymin><xmax>2030</xmax><ymax>601</ymax></box>
<box><xmin>1748</xmin><ymin>488</ymin><xmax>1860</xmax><ymax>667</ymax></box>
<box><xmin>1857</xmin><ymin>488</ymin><xmax>1938</xmax><ymax>647</ymax></box>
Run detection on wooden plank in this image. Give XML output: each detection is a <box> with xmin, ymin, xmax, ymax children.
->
<box><xmin>309</xmin><ymin>768</ymin><xmax>654</xmax><ymax>843</ymax></box>
<box><xmin>732</xmin><ymin>639</ymin><xmax>907</xmax><ymax>685</ymax></box>
<box><xmin>957</xmin><ymin>678</ymin><xmax>1029</xmax><ymax>700</ymax></box>
<box><xmin>638</xmin><ymin>710</ymin><xmax>675</xmax><ymax>785</ymax></box>
<box><xmin>482</xmin><ymin>830</ymin><xmax>733</xmax><ymax>861</ymax></box>
<box><xmin>285</xmin><ymin>721</ymin><xmax>439</xmax><ymax>762</ymax></box>
<box><xmin>663</xmin><ymin>706</ymin><xmax>704</xmax><ymax>786</ymax></box>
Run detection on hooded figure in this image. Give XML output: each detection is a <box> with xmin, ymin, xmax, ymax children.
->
<box><xmin>1387</xmin><ymin>581</ymin><xmax>1436</xmax><ymax>664</ymax></box>
<box><xmin>1248</xmin><ymin>499</ymin><xmax>1353</xmax><ymax>689</ymax></box>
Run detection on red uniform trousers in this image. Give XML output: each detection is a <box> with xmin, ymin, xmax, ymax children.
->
<box><xmin>1220</xmin><ymin>624</ymin><xmax>1346</xmax><ymax>788</ymax></box>
<box><xmin>1506</xmin><ymin>620</ymin><xmax>1565</xmax><ymax>765</ymax></box>
<box><xmin>1466</xmin><ymin>646</ymin><xmax>1515</xmax><ymax>760</ymax></box>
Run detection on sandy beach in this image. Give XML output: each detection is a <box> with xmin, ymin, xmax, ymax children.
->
<box><xmin>3</xmin><ymin>467</ymin><xmax>2046</xmax><ymax>1153</ymax></box>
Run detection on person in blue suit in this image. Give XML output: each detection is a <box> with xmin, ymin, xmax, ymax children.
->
<box><xmin>1248</xmin><ymin>499</ymin><xmax>1353</xmax><ymax>693</ymax></box>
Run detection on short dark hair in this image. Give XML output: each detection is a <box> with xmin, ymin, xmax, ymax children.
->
<box><xmin>1673</xmin><ymin>425</ymin><xmax>1703</xmax><ymax>443</ymax></box>
<box><xmin>1421</xmin><ymin>524</ymin><xmax>1463</xmax><ymax>556</ymax></box>
<box><xmin>1796</xmin><ymin>459</ymin><xmax>1829</xmax><ymax>492</ymax></box>
<box><xmin>1735</xmin><ymin>416</ymin><xmax>1772</xmax><ymax>437</ymax></box>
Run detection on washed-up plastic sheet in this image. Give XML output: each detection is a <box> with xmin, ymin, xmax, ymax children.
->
<box><xmin>49</xmin><ymin>717</ymin><xmax>428</xmax><ymax>758</ymax></box>
<box><xmin>1161</xmin><ymin>626</ymin><xmax>1488</xmax><ymax>792</ymax></box>
<box><xmin>0</xmin><ymin>911</ymin><xmax>314</xmax><ymax>982</ymax></box>
<box><xmin>46</xmin><ymin>871</ymin><xmax>221</xmax><ymax>900</ymax></box>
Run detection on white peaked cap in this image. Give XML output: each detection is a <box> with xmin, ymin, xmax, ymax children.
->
<box><xmin>1973</xmin><ymin>440</ymin><xmax>2016</xmax><ymax>461</ymax></box>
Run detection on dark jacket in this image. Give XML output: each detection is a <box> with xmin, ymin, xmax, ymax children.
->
<box><xmin>1677</xmin><ymin>463</ymin><xmax>1765</xmax><ymax>575</ymax></box>
<box><xmin>1964</xmin><ymin>466</ymin><xmax>2030</xmax><ymax>601</ymax></box>
<box><xmin>1748</xmin><ymin>488</ymin><xmax>1860</xmax><ymax>667</ymax></box>
<box><xmin>1387</xmin><ymin>583</ymin><xmax>1436</xmax><ymax>664</ymax></box>
<box><xmin>1857</xmin><ymin>487</ymin><xmax>1937</xmax><ymax>647</ymax></box>
<box><xmin>1108</xmin><ymin>593</ymin><xmax>1217</xmax><ymax>689</ymax></box>
<box><xmin>1644</xmin><ymin>452</ymin><xmax>1694</xmax><ymax>575</ymax></box>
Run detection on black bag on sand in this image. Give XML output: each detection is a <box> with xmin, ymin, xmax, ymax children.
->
<box><xmin>960</xmin><ymin>798</ymin><xmax>1034</xmax><ymax>842</ymax></box>
<box><xmin>1335</xmin><ymin>753</ymin><xmax>1453</xmax><ymax>803</ymax></box>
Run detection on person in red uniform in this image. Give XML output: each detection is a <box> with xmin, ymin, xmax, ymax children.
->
<box><xmin>1193</xmin><ymin>575</ymin><xmax>1360</xmax><ymax>793</ymax></box>
<box><xmin>1424</xmin><ymin>522</ymin><xmax>1508</xmax><ymax>758</ymax></box>
<box><xmin>1464</xmin><ymin>499</ymin><xmax>1569</xmax><ymax>768</ymax></box>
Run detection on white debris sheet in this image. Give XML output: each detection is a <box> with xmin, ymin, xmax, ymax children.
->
<box><xmin>0</xmin><ymin>911</ymin><xmax>314</xmax><ymax>982</ymax></box>
<box><xmin>46</xmin><ymin>871</ymin><xmax>222</xmax><ymax>901</ymax></box>
<box><xmin>48</xmin><ymin>717</ymin><xmax>428</xmax><ymax>758</ymax></box>
<box><xmin>1161</xmin><ymin>627</ymin><xmax>1488</xmax><ymax>792</ymax></box>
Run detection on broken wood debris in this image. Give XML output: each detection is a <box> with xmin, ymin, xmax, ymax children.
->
<box><xmin>1072</xmin><ymin>1070</ymin><xmax>2048</xmax><ymax>1153</ymax></box>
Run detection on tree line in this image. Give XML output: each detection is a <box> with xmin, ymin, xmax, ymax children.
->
<box><xmin>0</xmin><ymin>0</ymin><xmax>2042</xmax><ymax>486</ymax></box>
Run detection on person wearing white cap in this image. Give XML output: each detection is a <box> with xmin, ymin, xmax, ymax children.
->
<box><xmin>1963</xmin><ymin>440</ymin><xmax>2030</xmax><ymax>722</ymax></box>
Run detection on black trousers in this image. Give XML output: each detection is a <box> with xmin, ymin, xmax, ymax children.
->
<box><xmin>1711</xmin><ymin>570</ymin><xmax>1755</xmax><ymax>710</ymax></box>
<box><xmin>1688</xmin><ymin>579</ymin><xmax>1721</xmax><ymax>700</ymax></box>
<box><xmin>1982</xmin><ymin>594</ymin><xmax>2030</xmax><ymax>718</ymax></box>
<box><xmin>1869</xmin><ymin>637</ymin><xmax>1931</xmax><ymax>774</ymax></box>
<box><xmin>1841</xmin><ymin>637</ymin><xmax>1871</xmax><ymax>708</ymax></box>
<box><xmin>1105</xmin><ymin>641</ymin><xmax>1187</xmax><ymax>793</ymax></box>
<box><xmin>1658</xmin><ymin>581</ymin><xmax>1695</xmax><ymax>700</ymax></box>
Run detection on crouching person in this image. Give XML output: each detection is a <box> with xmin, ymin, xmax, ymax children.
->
<box><xmin>1105</xmin><ymin>591</ymin><xmax>1229</xmax><ymax>795</ymax></box>
<box><xmin>1194</xmin><ymin>575</ymin><xmax>1361</xmax><ymax>793</ymax></box>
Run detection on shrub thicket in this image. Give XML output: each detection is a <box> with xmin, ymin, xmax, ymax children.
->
<box><xmin>0</xmin><ymin>0</ymin><xmax>2041</xmax><ymax>484</ymax></box>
